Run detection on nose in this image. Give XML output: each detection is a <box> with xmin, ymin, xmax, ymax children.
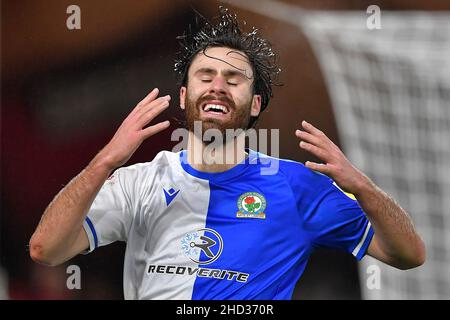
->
<box><xmin>208</xmin><ymin>76</ymin><xmax>228</xmax><ymax>96</ymax></box>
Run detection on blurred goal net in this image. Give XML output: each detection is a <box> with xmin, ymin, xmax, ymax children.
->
<box><xmin>225</xmin><ymin>0</ymin><xmax>450</xmax><ymax>299</ymax></box>
<box><xmin>299</xmin><ymin>10</ymin><xmax>450</xmax><ymax>300</ymax></box>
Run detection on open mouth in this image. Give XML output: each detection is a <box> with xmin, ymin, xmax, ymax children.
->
<box><xmin>202</xmin><ymin>103</ymin><xmax>230</xmax><ymax>115</ymax></box>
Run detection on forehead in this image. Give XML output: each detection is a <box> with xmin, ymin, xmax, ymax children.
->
<box><xmin>188</xmin><ymin>47</ymin><xmax>253</xmax><ymax>78</ymax></box>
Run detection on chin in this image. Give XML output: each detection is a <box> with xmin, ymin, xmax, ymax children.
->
<box><xmin>202</xmin><ymin>119</ymin><xmax>227</xmax><ymax>133</ymax></box>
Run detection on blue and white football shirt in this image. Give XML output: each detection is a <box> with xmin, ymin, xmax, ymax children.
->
<box><xmin>83</xmin><ymin>149</ymin><xmax>374</xmax><ymax>300</ymax></box>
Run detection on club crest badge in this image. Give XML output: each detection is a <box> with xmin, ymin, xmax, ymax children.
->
<box><xmin>237</xmin><ymin>192</ymin><xmax>266</xmax><ymax>219</ymax></box>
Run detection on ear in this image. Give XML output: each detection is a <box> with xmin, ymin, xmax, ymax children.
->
<box><xmin>250</xmin><ymin>95</ymin><xmax>262</xmax><ymax>117</ymax></box>
<box><xmin>179</xmin><ymin>86</ymin><xmax>187</xmax><ymax>110</ymax></box>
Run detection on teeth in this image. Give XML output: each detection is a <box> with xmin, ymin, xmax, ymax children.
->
<box><xmin>203</xmin><ymin>104</ymin><xmax>228</xmax><ymax>113</ymax></box>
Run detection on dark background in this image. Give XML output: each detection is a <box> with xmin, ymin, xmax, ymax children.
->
<box><xmin>2</xmin><ymin>0</ymin><xmax>448</xmax><ymax>299</ymax></box>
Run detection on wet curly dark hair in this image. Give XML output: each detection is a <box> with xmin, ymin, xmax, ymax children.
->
<box><xmin>174</xmin><ymin>6</ymin><xmax>281</xmax><ymax>129</ymax></box>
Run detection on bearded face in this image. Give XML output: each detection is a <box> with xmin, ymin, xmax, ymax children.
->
<box><xmin>184</xmin><ymin>88</ymin><xmax>252</xmax><ymax>137</ymax></box>
<box><xmin>180</xmin><ymin>46</ymin><xmax>261</xmax><ymax>143</ymax></box>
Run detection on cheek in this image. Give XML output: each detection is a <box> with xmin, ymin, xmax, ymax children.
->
<box><xmin>234</xmin><ymin>88</ymin><xmax>253</xmax><ymax>108</ymax></box>
<box><xmin>186</xmin><ymin>84</ymin><xmax>206</xmax><ymax>102</ymax></box>
<box><xmin>185</xmin><ymin>88</ymin><xmax>198</xmax><ymax>104</ymax></box>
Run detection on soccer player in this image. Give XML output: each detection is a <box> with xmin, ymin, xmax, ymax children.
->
<box><xmin>30</xmin><ymin>7</ymin><xmax>425</xmax><ymax>299</ymax></box>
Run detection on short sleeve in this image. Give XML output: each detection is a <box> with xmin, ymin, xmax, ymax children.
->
<box><xmin>283</xmin><ymin>162</ymin><xmax>374</xmax><ymax>261</ymax></box>
<box><xmin>82</xmin><ymin>168</ymin><xmax>134</xmax><ymax>253</ymax></box>
<box><xmin>307</xmin><ymin>181</ymin><xmax>374</xmax><ymax>260</ymax></box>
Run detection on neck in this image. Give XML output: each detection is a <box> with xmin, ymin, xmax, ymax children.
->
<box><xmin>187</xmin><ymin>130</ymin><xmax>247</xmax><ymax>173</ymax></box>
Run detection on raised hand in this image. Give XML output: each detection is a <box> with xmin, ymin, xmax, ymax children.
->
<box><xmin>295</xmin><ymin>120</ymin><xmax>370</xmax><ymax>195</ymax></box>
<box><xmin>98</xmin><ymin>88</ymin><xmax>171</xmax><ymax>170</ymax></box>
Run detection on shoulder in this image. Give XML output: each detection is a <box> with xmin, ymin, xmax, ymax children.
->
<box><xmin>254</xmin><ymin>151</ymin><xmax>333</xmax><ymax>193</ymax></box>
<box><xmin>256</xmin><ymin>151</ymin><xmax>331</xmax><ymax>183</ymax></box>
<box><xmin>114</xmin><ymin>150</ymin><xmax>179</xmax><ymax>179</ymax></box>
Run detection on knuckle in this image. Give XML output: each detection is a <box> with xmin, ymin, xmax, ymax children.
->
<box><xmin>149</xmin><ymin>108</ymin><xmax>160</xmax><ymax>118</ymax></box>
<box><xmin>146</xmin><ymin>109</ymin><xmax>157</xmax><ymax>118</ymax></box>
<box><xmin>150</xmin><ymin>101</ymin><xmax>167</xmax><ymax>112</ymax></box>
<box><xmin>136</xmin><ymin>101</ymin><xmax>147</xmax><ymax>108</ymax></box>
<box><xmin>154</xmin><ymin>97</ymin><xmax>166</xmax><ymax>104</ymax></box>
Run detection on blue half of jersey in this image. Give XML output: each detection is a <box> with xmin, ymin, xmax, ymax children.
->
<box><xmin>179</xmin><ymin>150</ymin><xmax>374</xmax><ymax>300</ymax></box>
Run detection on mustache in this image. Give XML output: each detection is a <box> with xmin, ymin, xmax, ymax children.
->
<box><xmin>196</xmin><ymin>95</ymin><xmax>236</xmax><ymax>110</ymax></box>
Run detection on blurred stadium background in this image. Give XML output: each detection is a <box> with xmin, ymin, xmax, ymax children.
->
<box><xmin>1</xmin><ymin>0</ymin><xmax>449</xmax><ymax>299</ymax></box>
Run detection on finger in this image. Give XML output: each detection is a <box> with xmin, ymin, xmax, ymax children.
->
<box><xmin>137</xmin><ymin>98</ymin><xmax>170</xmax><ymax>126</ymax></box>
<box><xmin>135</xmin><ymin>94</ymin><xmax>171</xmax><ymax>117</ymax></box>
<box><xmin>137</xmin><ymin>88</ymin><xmax>160</xmax><ymax>107</ymax></box>
<box><xmin>300</xmin><ymin>121</ymin><xmax>340</xmax><ymax>152</ymax></box>
<box><xmin>299</xmin><ymin>141</ymin><xmax>330</xmax><ymax>162</ymax></box>
<box><xmin>301</xmin><ymin>120</ymin><xmax>324</xmax><ymax>137</ymax></box>
<box><xmin>295</xmin><ymin>129</ymin><xmax>323</xmax><ymax>147</ymax></box>
<box><xmin>305</xmin><ymin>161</ymin><xmax>331</xmax><ymax>175</ymax></box>
<box><xmin>143</xmin><ymin>94</ymin><xmax>170</xmax><ymax>108</ymax></box>
<box><xmin>141</xmin><ymin>120</ymin><xmax>171</xmax><ymax>139</ymax></box>
<box><xmin>127</xmin><ymin>88</ymin><xmax>161</xmax><ymax>119</ymax></box>
<box><xmin>132</xmin><ymin>94</ymin><xmax>170</xmax><ymax>121</ymax></box>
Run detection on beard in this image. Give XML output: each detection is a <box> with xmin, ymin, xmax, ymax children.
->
<box><xmin>184</xmin><ymin>90</ymin><xmax>252</xmax><ymax>145</ymax></box>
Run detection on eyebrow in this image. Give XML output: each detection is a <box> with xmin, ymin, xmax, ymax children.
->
<box><xmin>194</xmin><ymin>67</ymin><xmax>248</xmax><ymax>80</ymax></box>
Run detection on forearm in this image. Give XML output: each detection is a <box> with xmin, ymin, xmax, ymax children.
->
<box><xmin>29</xmin><ymin>89</ymin><xmax>171</xmax><ymax>266</ymax></box>
<box><xmin>297</xmin><ymin>121</ymin><xmax>425</xmax><ymax>269</ymax></box>
<box><xmin>30</xmin><ymin>153</ymin><xmax>113</xmax><ymax>265</ymax></box>
<box><xmin>30</xmin><ymin>89</ymin><xmax>171</xmax><ymax>266</ymax></box>
<box><xmin>354</xmin><ymin>175</ymin><xmax>426</xmax><ymax>268</ymax></box>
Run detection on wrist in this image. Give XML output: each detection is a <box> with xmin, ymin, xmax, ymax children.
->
<box><xmin>351</xmin><ymin>173</ymin><xmax>375</xmax><ymax>198</ymax></box>
<box><xmin>89</xmin><ymin>151</ymin><xmax>118</xmax><ymax>175</ymax></box>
